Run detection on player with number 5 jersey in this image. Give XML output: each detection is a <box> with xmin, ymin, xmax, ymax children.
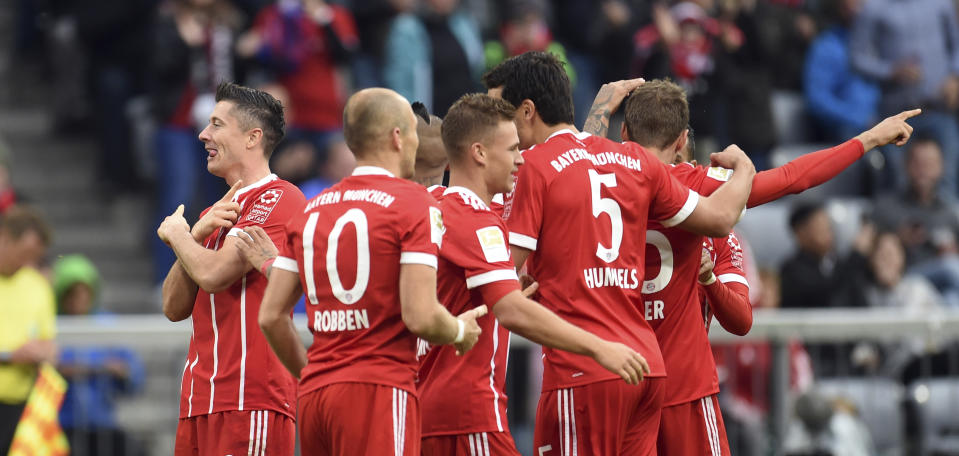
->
<box><xmin>258</xmin><ymin>88</ymin><xmax>486</xmax><ymax>456</ymax></box>
<box><xmin>484</xmin><ymin>52</ymin><xmax>756</xmax><ymax>455</ymax></box>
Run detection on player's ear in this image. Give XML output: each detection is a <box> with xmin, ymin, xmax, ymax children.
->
<box><xmin>247</xmin><ymin>128</ymin><xmax>263</xmax><ymax>149</ymax></box>
<box><xmin>470</xmin><ymin>141</ymin><xmax>486</xmax><ymax>166</ymax></box>
<box><xmin>621</xmin><ymin>123</ymin><xmax>630</xmax><ymax>142</ymax></box>
<box><xmin>520</xmin><ymin>99</ymin><xmax>535</xmax><ymax>122</ymax></box>
<box><xmin>670</xmin><ymin>129</ymin><xmax>688</xmax><ymax>154</ymax></box>
<box><xmin>390</xmin><ymin>126</ymin><xmax>403</xmax><ymax>151</ymax></box>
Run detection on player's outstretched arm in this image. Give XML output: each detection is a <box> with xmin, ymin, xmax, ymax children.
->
<box><xmin>743</xmin><ymin>108</ymin><xmax>921</xmax><ymax>207</ymax></box>
<box><xmin>258</xmin><ymin>268</ymin><xmax>307</xmax><ymax>378</ymax></box>
<box><xmin>158</xmin><ymin>204</ymin><xmax>254</xmax><ymax>293</ymax></box>
<box><xmin>399</xmin><ymin>263</ymin><xmax>486</xmax><ymax>355</ymax></box>
<box><xmin>493</xmin><ymin>291</ymin><xmax>650</xmax><ymax>384</ymax></box>
<box><xmin>678</xmin><ymin>146</ymin><xmax>755</xmax><ymax>237</ymax></box>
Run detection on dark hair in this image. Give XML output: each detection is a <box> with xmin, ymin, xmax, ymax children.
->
<box><xmin>789</xmin><ymin>202</ymin><xmax>826</xmax><ymax>231</ymax></box>
<box><xmin>442</xmin><ymin>94</ymin><xmax>517</xmax><ymax>163</ymax></box>
<box><xmin>215</xmin><ymin>82</ymin><xmax>286</xmax><ymax>157</ymax></box>
<box><xmin>411</xmin><ymin>101</ymin><xmax>431</xmax><ymax>124</ymax></box>
<box><xmin>0</xmin><ymin>205</ymin><xmax>52</xmax><ymax>246</ymax></box>
<box><xmin>482</xmin><ymin>51</ymin><xmax>574</xmax><ymax>126</ymax></box>
<box><xmin>623</xmin><ymin>79</ymin><xmax>689</xmax><ymax>150</ymax></box>
<box><xmin>906</xmin><ymin>134</ymin><xmax>941</xmax><ymax>159</ymax></box>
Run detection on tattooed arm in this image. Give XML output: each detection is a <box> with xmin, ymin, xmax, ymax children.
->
<box><xmin>582</xmin><ymin>78</ymin><xmax>646</xmax><ymax>137</ymax></box>
<box><xmin>236</xmin><ymin>226</ymin><xmax>280</xmax><ymax>278</ymax></box>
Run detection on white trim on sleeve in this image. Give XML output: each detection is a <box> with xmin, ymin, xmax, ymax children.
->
<box><xmin>509</xmin><ymin>232</ymin><xmax>538</xmax><ymax>251</ymax></box>
<box><xmin>273</xmin><ymin>256</ymin><xmax>299</xmax><ymax>273</ymax></box>
<box><xmin>661</xmin><ymin>190</ymin><xmax>701</xmax><ymax>228</ymax></box>
<box><xmin>465</xmin><ymin>269</ymin><xmax>519</xmax><ymax>290</ymax></box>
<box><xmin>718</xmin><ymin>273</ymin><xmax>749</xmax><ymax>288</ymax></box>
<box><xmin>400</xmin><ymin>252</ymin><xmax>438</xmax><ymax>269</ymax></box>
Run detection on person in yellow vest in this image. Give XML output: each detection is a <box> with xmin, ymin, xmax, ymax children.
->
<box><xmin>0</xmin><ymin>205</ymin><xmax>56</xmax><ymax>454</ymax></box>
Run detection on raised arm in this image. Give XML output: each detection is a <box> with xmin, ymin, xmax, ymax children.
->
<box><xmin>677</xmin><ymin>146</ymin><xmax>755</xmax><ymax>237</ymax></box>
<box><xmin>158</xmin><ymin>204</ymin><xmax>253</xmax><ymax>293</ymax></box>
<box><xmin>582</xmin><ymin>78</ymin><xmax>646</xmax><ymax>137</ymax></box>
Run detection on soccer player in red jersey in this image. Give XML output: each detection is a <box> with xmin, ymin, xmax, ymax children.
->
<box><xmin>483</xmin><ymin>51</ymin><xmax>757</xmax><ymax>455</ymax></box>
<box><xmin>419</xmin><ymin>93</ymin><xmax>651</xmax><ymax>455</ymax></box>
<box><xmin>157</xmin><ymin>82</ymin><xmax>306</xmax><ymax>456</ymax></box>
<box><xmin>583</xmin><ymin>78</ymin><xmax>920</xmax><ymax>456</ymax></box>
<box><xmin>257</xmin><ymin>88</ymin><xmax>486</xmax><ymax>456</ymax></box>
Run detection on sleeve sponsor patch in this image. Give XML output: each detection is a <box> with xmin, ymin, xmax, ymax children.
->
<box><xmin>706</xmin><ymin>167</ymin><xmax>734</xmax><ymax>182</ymax></box>
<box><xmin>245</xmin><ymin>189</ymin><xmax>283</xmax><ymax>224</ymax></box>
<box><xmin>476</xmin><ymin>226</ymin><xmax>510</xmax><ymax>263</ymax></box>
<box><xmin>429</xmin><ymin>206</ymin><xmax>445</xmax><ymax>247</ymax></box>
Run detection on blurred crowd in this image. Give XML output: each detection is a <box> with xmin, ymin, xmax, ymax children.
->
<box><xmin>7</xmin><ymin>0</ymin><xmax>959</xmax><ymax>454</ymax></box>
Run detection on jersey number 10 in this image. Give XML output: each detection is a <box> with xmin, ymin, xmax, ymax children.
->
<box><xmin>303</xmin><ymin>209</ymin><xmax>372</xmax><ymax>306</ymax></box>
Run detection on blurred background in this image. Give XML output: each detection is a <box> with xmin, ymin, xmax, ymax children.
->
<box><xmin>2</xmin><ymin>0</ymin><xmax>959</xmax><ymax>454</ymax></box>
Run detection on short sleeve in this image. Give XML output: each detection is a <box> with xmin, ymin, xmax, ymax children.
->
<box><xmin>712</xmin><ymin>232</ymin><xmax>748</xmax><ymax>288</ymax></box>
<box><xmin>399</xmin><ymin>192</ymin><xmax>442</xmax><ymax>269</ymax></box>
<box><xmin>274</xmin><ymin>216</ymin><xmax>301</xmax><ymax>274</ymax></box>
<box><xmin>684</xmin><ymin>165</ymin><xmax>731</xmax><ymax>197</ymax></box>
<box><xmin>456</xmin><ymin>221</ymin><xmax>521</xmax><ymax>306</ymax></box>
<box><xmin>648</xmin><ymin>157</ymin><xmax>700</xmax><ymax>227</ymax></box>
<box><xmin>505</xmin><ymin>160</ymin><xmax>547</xmax><ymax>251</ymax></box>
<box><xmin>36</xmin><ymin>278</ymin><xmax>56</xmax><ymax>340</ymax></box>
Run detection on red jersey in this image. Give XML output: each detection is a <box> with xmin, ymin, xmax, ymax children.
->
<box><xmin>180</xmin><ymin>174</ymin><xmax>305</xmax><ymax>419</ymax></box>
<box><xmin>429</xmin><ymin>185</ymin><xmax>506</xmax><ymax>217</ymax></box>
<box><xmin>274</xmin><ymin>166</ymin><xmax>444</xmax><ymax>398</ymax></box>
<box><xmin>505</xmin><ymin>129</ymin><xmax>698</xmax><ymax>391</ymax></box>
<box><xmin>644</xmin><ymin>164</ymin><xmax>749</xmax><ymax>406</ymax></box>
<box><xmin>418</xmin><ymin>186</ymin><xmax>520</xmax><ymax>436</ymax></box>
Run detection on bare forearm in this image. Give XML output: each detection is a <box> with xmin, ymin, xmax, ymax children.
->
<box><xmin>162</xmin><ymin>261</ymin><xmax>198</xmax><ymax>321</ymax></box>
<box><xmin>260</xmin><ymin>316</ymin><xmax>307</xmax><ymax>378</ymax></box>
<box><xmin>408</xmin><ymin>304</ymin><xmax>459</xmax><ymax>345</ymax></box>
<box><xmin>495</xmin><ymin>293</ymin><xmax>600</xmax><ymax>357</ymax></box>
<box><xmin>169</xmin><ymin>229</ymin><xmax>247</xmax><ymax>292</ymax></box>
<box><xmin>583</xmin><ymin>101</ymin><xmax>613</xmax><ymax>137</ymax></box>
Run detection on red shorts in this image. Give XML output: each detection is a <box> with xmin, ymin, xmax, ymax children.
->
<box><xmin>534</xmin><ymin>378</ymin><xmax>665</xmax><ymax>456</ymax></box>
<box><xmin>298</xmin><ymin>382</ymin><xmax>420</xmax><ymax>456</ymax></box>
<box><xmin>658</xmin><ymin>394</ymin><xmax>730</xmax><ymax>456</ymax></box>
<box><xmin>174</xmin><ymin>409</ymin><xmax>294</xmax><ymax>456</ymax></box>
<box><xmin>421</xmin><ymin>431</ymin><xmax>521</xmax><ymax>456</ymax></box>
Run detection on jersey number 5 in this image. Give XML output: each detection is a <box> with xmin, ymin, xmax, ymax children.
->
<box><xmin>303</xmin><ymin>209</ymin><xmax>371</xmax><ymax>305</ymax></box>
<box><xmin>588</xmin><ymin>169</ymin><xmax>623</xmax><ymax>263</ymax></box>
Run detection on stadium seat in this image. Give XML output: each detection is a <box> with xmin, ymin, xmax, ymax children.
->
<box><xmin>909</xmin><ymin>379</ymin><xmax>959</xmax><ymax>455</ymax></box>
<box><xmin>816</xmin><ymin>377</ymin><xmax>906</xmax><ymax>455</ymax></box>
<box><xmin>735</xmin><ymin>202</ymin><xmax>794</xmax><ymax>270</ymax></box>
<box><xmin>825</xmin><ymin>198</ymin><xmax>872</xmax><ymax>256</ymax></box>
<box><xmin>771</xmin><ymin>90</ymin><xmax>812</xmax><ymax>145</ymax></box>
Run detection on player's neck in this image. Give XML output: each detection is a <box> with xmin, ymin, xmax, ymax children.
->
<box><xmin>643</xmin><ymin>145</ymin><xmax>675</xmax><ymax>165</ymax></box>
<box><xmin>224</xmin><ymin>162</ymin><xmax>272</xmax><ymax>188</ymax></box>
<box><xmin>447</xmin><ymin>168</ymin><xmax>492</xmax><ymax>205</ymax></box>
<box><xmin>355</xmin><ymin>158</ymin><xmax>402</xmax><ymax>178</ymax></box>
<box><xmin>537</xmin><ymin>122</ymin><xmax>577</xmax><ymax>145</ymax></box>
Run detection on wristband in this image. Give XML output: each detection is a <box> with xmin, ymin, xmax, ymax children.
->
<box><xmin>453</xmin><ymin>319</ymin><xmax>466</xmax><ymax>344</ymax></box>
<box><xmin>699</xmin><ymin>273</ymin><xmax>717</xmax><ymax>286</ymax></box>
<box><xmin>260</xmin><ymin>257</ymin><xmax>276</xmax><ymax>276</ymax></box>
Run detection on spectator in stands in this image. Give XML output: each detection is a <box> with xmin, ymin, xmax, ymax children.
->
<box><xmin>53</xmin><ymin>255</ymin><xmax>145</xmax><ymax>456</ymax></box>
<box><xmin>382</xmin><ymin>0</ymin><xmax>484</xmax><ymax>116</ymax></box>
<box><xmin>803</xmin><ymin>0</ymin><xmax>879</xmax><ymax>142</ymax></box>
<box><xmin>0</xmin><ymin>206</ymin><xmax>56</xmax><ymax>455</ymax></box>
<box><xmin>484</xmin><ymin>1</ymin><xmax>574</xmax><ymax>84</ymax></box>
<box><xmin>780</xmin><ymin>202</ymin><xmax>870</xmax><ymax>309</ymax></box>
<box><xmin>0</xmin><ymin>141</ymin><xmax>18</xmax><ymax>215</ymax></box>
<box><xmin>148</xmin><ymin>0</ymin><xmax>243</xmax><ymax>284</ymax></box>
<box><xmin>238</xmin><ymin>0</ymin><xmax>359</xmax><ymax>161</ymax></box>
<box><xmin>873</xmin><ymin>137</ymin><xmax>959</xmax><ymax>307</ymax></box>
<box><xmin>861</xmin><ymin>231</ymin><xmax>943</xmax><ymax>310</ymax></box>
<box><xmin>851</xmin><ymin>0</ymin><xmax>959</xmax><ymax>193</ymax></box>
<box><xmin>298</xmin><ymin>134</ymin><xmax>356</xmax><ymax>199</ymax></box>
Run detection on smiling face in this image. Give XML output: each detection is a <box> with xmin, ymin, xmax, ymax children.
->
<box><xmin>484</xmin><ymin>120</ymin><xmax>523</xmax><ymax>195</ymax></box>
<box><xmin>198</xmin><ymin>101</ymin><xmax>251</xmax><ymax>178</ymax></box>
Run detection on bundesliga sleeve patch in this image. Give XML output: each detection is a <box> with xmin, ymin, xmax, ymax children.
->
<box><xmin>246</xmin><ymin>189</ymin><xmax>283</xmax><ymax>224</ymax></box>
<box><xmin>706</xmin><ymin>167</ymin><xmax>734</xmax><ymax>182</ymax></box>
<box><xmin>476</xmin><ymin>226</ymin><xmax>509</xmax><ymax>264</ymax></box>
<box><xmin>429</xmin><ymin>206</ymin><xmax>446</xmax><ymax>247</ymax></box>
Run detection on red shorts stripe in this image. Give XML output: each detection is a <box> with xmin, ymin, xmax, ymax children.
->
<box><xmin>298</xmin><ymin>382</ymin><xmax>420</xmax><ymax>456</ymax></box>
<box><xmin>658</xmin><ymin>394</ymin><xmax>730</xmax><ymax>456</ymax></box>
<box><xmin>534</xmin><ymin>378</ymin><xmax>665</xmax><ymax>456</ymax></box>
<box><xmin>174</xmin><ymin>409</ymin><xmax>294</xmax><ymax>456</ymax></box>
<box><xmin>421</xmin><ymin>431</ymin><xmax>521</xmax><ymax>456</ymax></box>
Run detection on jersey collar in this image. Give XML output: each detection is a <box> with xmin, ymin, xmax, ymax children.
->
<box><xmin>545</xmin><ymin>128</ymin><xmax>592</xmax><ymax>142</ymax></box>
<box><xmin>352</xmin><ymin>166</ymin><xmax>395</xmax><ymax>177</ymax></box>
<box><xmin>234</xmin><ymin>173</ymin><xmax>278</xmax><ymax>200</ymax></box>
<box><xmin>443</xmin><ymin>185</ymin><xmax>489</xmax><ymax>210</ymax></box>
